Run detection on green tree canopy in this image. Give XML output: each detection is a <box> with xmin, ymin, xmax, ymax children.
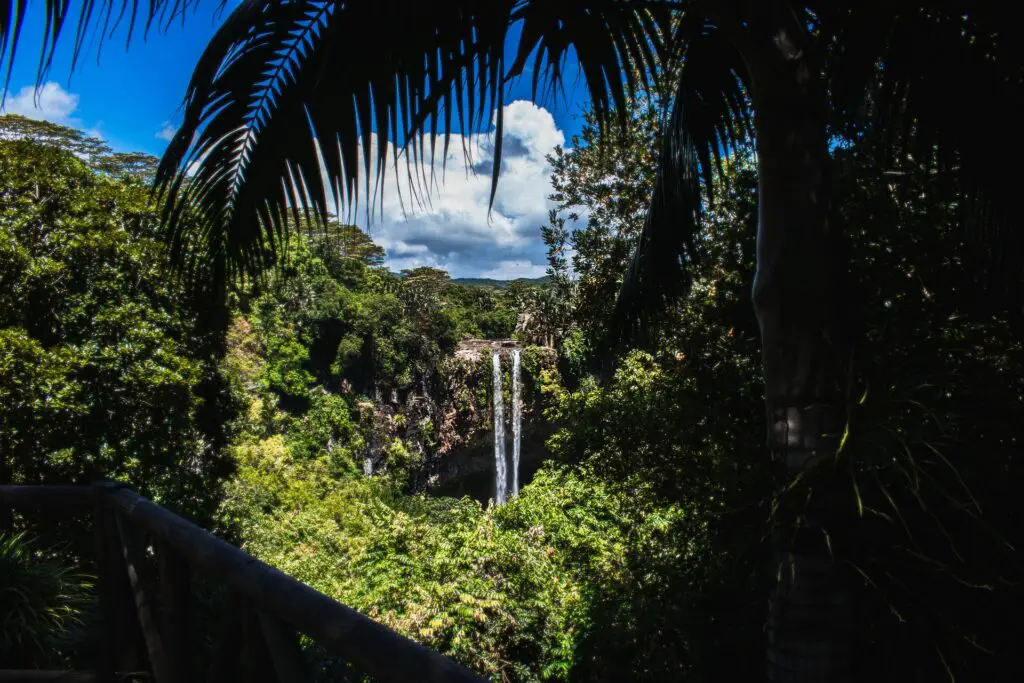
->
<box><xmin>0</xmin><ymin>135</ymin><xmax>232</xmax><ymax>518</ymax></box>
<box><xmin>0</xmin><ymin>114</ymin><xmax>159</xmax><ymax>181</ymax></box>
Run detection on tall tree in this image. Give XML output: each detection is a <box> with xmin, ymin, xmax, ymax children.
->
<box><xmin>3</xmin><ymin>2</ymin><xmax>1023</xmax><ymax>680</ymax></box>
<box><xmin>540</xmin><ymin>94</ymin><xmax>666</xmax><ymax>355</ymax></box>
<box><xmin>0</xmin><ymin>114</ymin><xmax>159</xmax><ymax>180</ymax></box>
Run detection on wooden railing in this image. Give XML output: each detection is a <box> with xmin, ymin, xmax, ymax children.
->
<box><xmin>0</xmin><ymin>484</ymin><xmax>486</xmax><ymax>683</ymax></box>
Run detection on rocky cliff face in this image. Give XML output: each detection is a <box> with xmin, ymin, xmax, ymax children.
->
<box><xmin>361</xmin><ymin>340</ymin><xmax>557</xmax><ymax>500</ymax></box>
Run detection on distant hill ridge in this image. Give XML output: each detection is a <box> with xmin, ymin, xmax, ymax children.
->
<box><xmin>453</xmin><ymin>276</ymin><xmax>551</xmax><ymax>289</ymax></box>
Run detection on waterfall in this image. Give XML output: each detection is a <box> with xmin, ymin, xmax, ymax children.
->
<box><xmin>363</xmin><ymin>457</ymin><xmax>373</xmax><ymax>477</ymax></box>
<box><xmin>511</xmin><ymin>349</ymin><xmax>522</xmax><ymax>496</ymax></box>
<box><xmin>492</xmin><ymin>352</ymin><xmax>507</xmax><ymax>505</ymax></box>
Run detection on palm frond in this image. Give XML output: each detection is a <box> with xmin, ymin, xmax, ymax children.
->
<box><xmin>157</xmin><ymin>0</ymin><xmax>670</xmax><ymax>290</ymax></box>
<box><xmin>0</xmin><ymin>0</ymin><xmax>208</xmax><ymax>95</ymax></box>
<box><xmin>612</xmin><ymin>18</ymin><xmax>751</xmax><ymax>346</ymax></box>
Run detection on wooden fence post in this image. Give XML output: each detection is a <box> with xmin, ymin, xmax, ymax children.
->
<box><xmin>0</xmin><ymin>450</ymin><xmax>9</xmax><ymax>531</ymax></box>
<box><xmin>239</xmin><ymin>607</ymin><xmax>277</xmax><ymax>683</ymax></box>
<box><xmin>205</xmin><ymin>593</ymin><xmax>244</xmax><ymax>683</ymax></box>
<box><xmin>116</xmin><ymin>515</ymin><xmax>173</xmax><ymax>683</ymax></box>
<box><xmin>159</xmin><ymin>539</ymin><xmax>194</xmax><ymax>683</ymax></box>
<box><xmin>259</xmin><ymin>611</ymin><xmax>311</xmax><ymax>683</ymax></box>
<box><xmin>93</xmin><ymin>503</ymin><xmax>144</xmax><ymax>677</ymax></box>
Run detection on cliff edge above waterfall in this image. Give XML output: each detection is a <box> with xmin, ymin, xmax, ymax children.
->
<box><xmin>454</xmin><ymin>338</ymin><xmax>522</xmax><ymax>360</ymax></box>
<box><xmin>359</xmin><ymin>340</ymin><xmax>557</xmax><ymax>499</ymax></box>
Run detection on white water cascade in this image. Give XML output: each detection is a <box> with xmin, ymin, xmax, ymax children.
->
<box><xmin>492</xmin><ymin>351</ymin><xmax>507</xmax><ymax>505</ymax></box>
<box><xmin>511</xmin><ymin>349</ymin><xmax>522</xmax><ymax>496</ymax></box>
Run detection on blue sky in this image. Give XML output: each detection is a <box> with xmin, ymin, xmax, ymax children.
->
<box><xmin>2</xmin><ymin>3</ymin><xmax>230</xmax><ymax>155</ymax></box>
<box><xmin>1</xmin><ymin>3</ymin><xmax>593</xmax><ymax>278</ymax></box>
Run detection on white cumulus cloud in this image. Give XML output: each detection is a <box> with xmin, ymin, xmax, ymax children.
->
<box><xmin>2</xmin><ymin>82</ymin><xmax>81</xmax><ymax>125</ymax></box>
<box><xmin>156</xmin><ymin>121</ymin><xmax>178</xmax><ymax>142</ymax></box>
<box><xmin>338</xmin><ymin>100</ymin><xmax>569</xmax><ymax>278</ymax></box>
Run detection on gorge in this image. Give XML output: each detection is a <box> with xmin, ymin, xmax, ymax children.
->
<box><xmin>414</xmin><ymin>339</ymin><xmax>551</xmax><ymax>504</ymax></box>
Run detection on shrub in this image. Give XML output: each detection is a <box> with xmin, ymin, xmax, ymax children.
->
<box><xmin>0</xmin><ymin>532</ymin><xmax>90</xmax><ymax>667</ymax></box>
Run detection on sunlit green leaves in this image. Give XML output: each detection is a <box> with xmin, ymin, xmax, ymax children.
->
<box><xmin>0</xmin><ymin>135</ymin><xmax>232</xmax><ymax>517</ymax></box>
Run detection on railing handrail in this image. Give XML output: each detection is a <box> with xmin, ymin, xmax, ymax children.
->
<box><xmin>0</xmin><ymin>484</ymin><xmax>487</xmax><ymax>683</ymax></box>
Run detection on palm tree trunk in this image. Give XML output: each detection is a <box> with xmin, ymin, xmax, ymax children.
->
<box><xmin>732</xmin><ymin>4</ymin><xmax>855</xmax><ymax>681</ymax></box>
<box><xmin>756</xmin><ymin>99</ymin><xmax>854</xmax><ymax>681</ymax></box>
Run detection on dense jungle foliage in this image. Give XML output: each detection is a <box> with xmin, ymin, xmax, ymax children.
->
<box><xmin>1</xmin><ymin>97</ymin><xmax>1022</xmax><ymax>682</ymax></box>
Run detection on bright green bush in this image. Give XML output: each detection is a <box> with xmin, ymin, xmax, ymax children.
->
<box><xmin>220</xmin><ymin>430</ymin><xmax>714</xmax><ymax>682</ymax></box>
<box><xmin>0</xmin><ymin>136</ymin><xmax>234</xmax><ymax>520</ymax></box>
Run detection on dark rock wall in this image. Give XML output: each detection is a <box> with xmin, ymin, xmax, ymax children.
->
<box><xmin>361</xmin><ymin>341</ymin><xmax>558</xmax><ymax>501</ymax></box>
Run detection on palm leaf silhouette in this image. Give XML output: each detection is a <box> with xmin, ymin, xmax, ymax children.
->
<box><xmin>152</xmin><ymin>0</ymin><xmax>672</xmax><ymax>289</ymax></box>
<box><xmin>2</xmin><ymin>1</ymin><xmax>1021</xmax><ymax>313</ymax></box>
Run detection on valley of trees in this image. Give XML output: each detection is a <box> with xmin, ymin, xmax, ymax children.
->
<box><xmin>2</xmin><ymin>1</ymin><xmax>1023</xmax><ymax>681</ymax></box>
<box><xmin>3</xmin><ymin>84</ymin><xmax>1022</xmax><ymax>679</ymax></box>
